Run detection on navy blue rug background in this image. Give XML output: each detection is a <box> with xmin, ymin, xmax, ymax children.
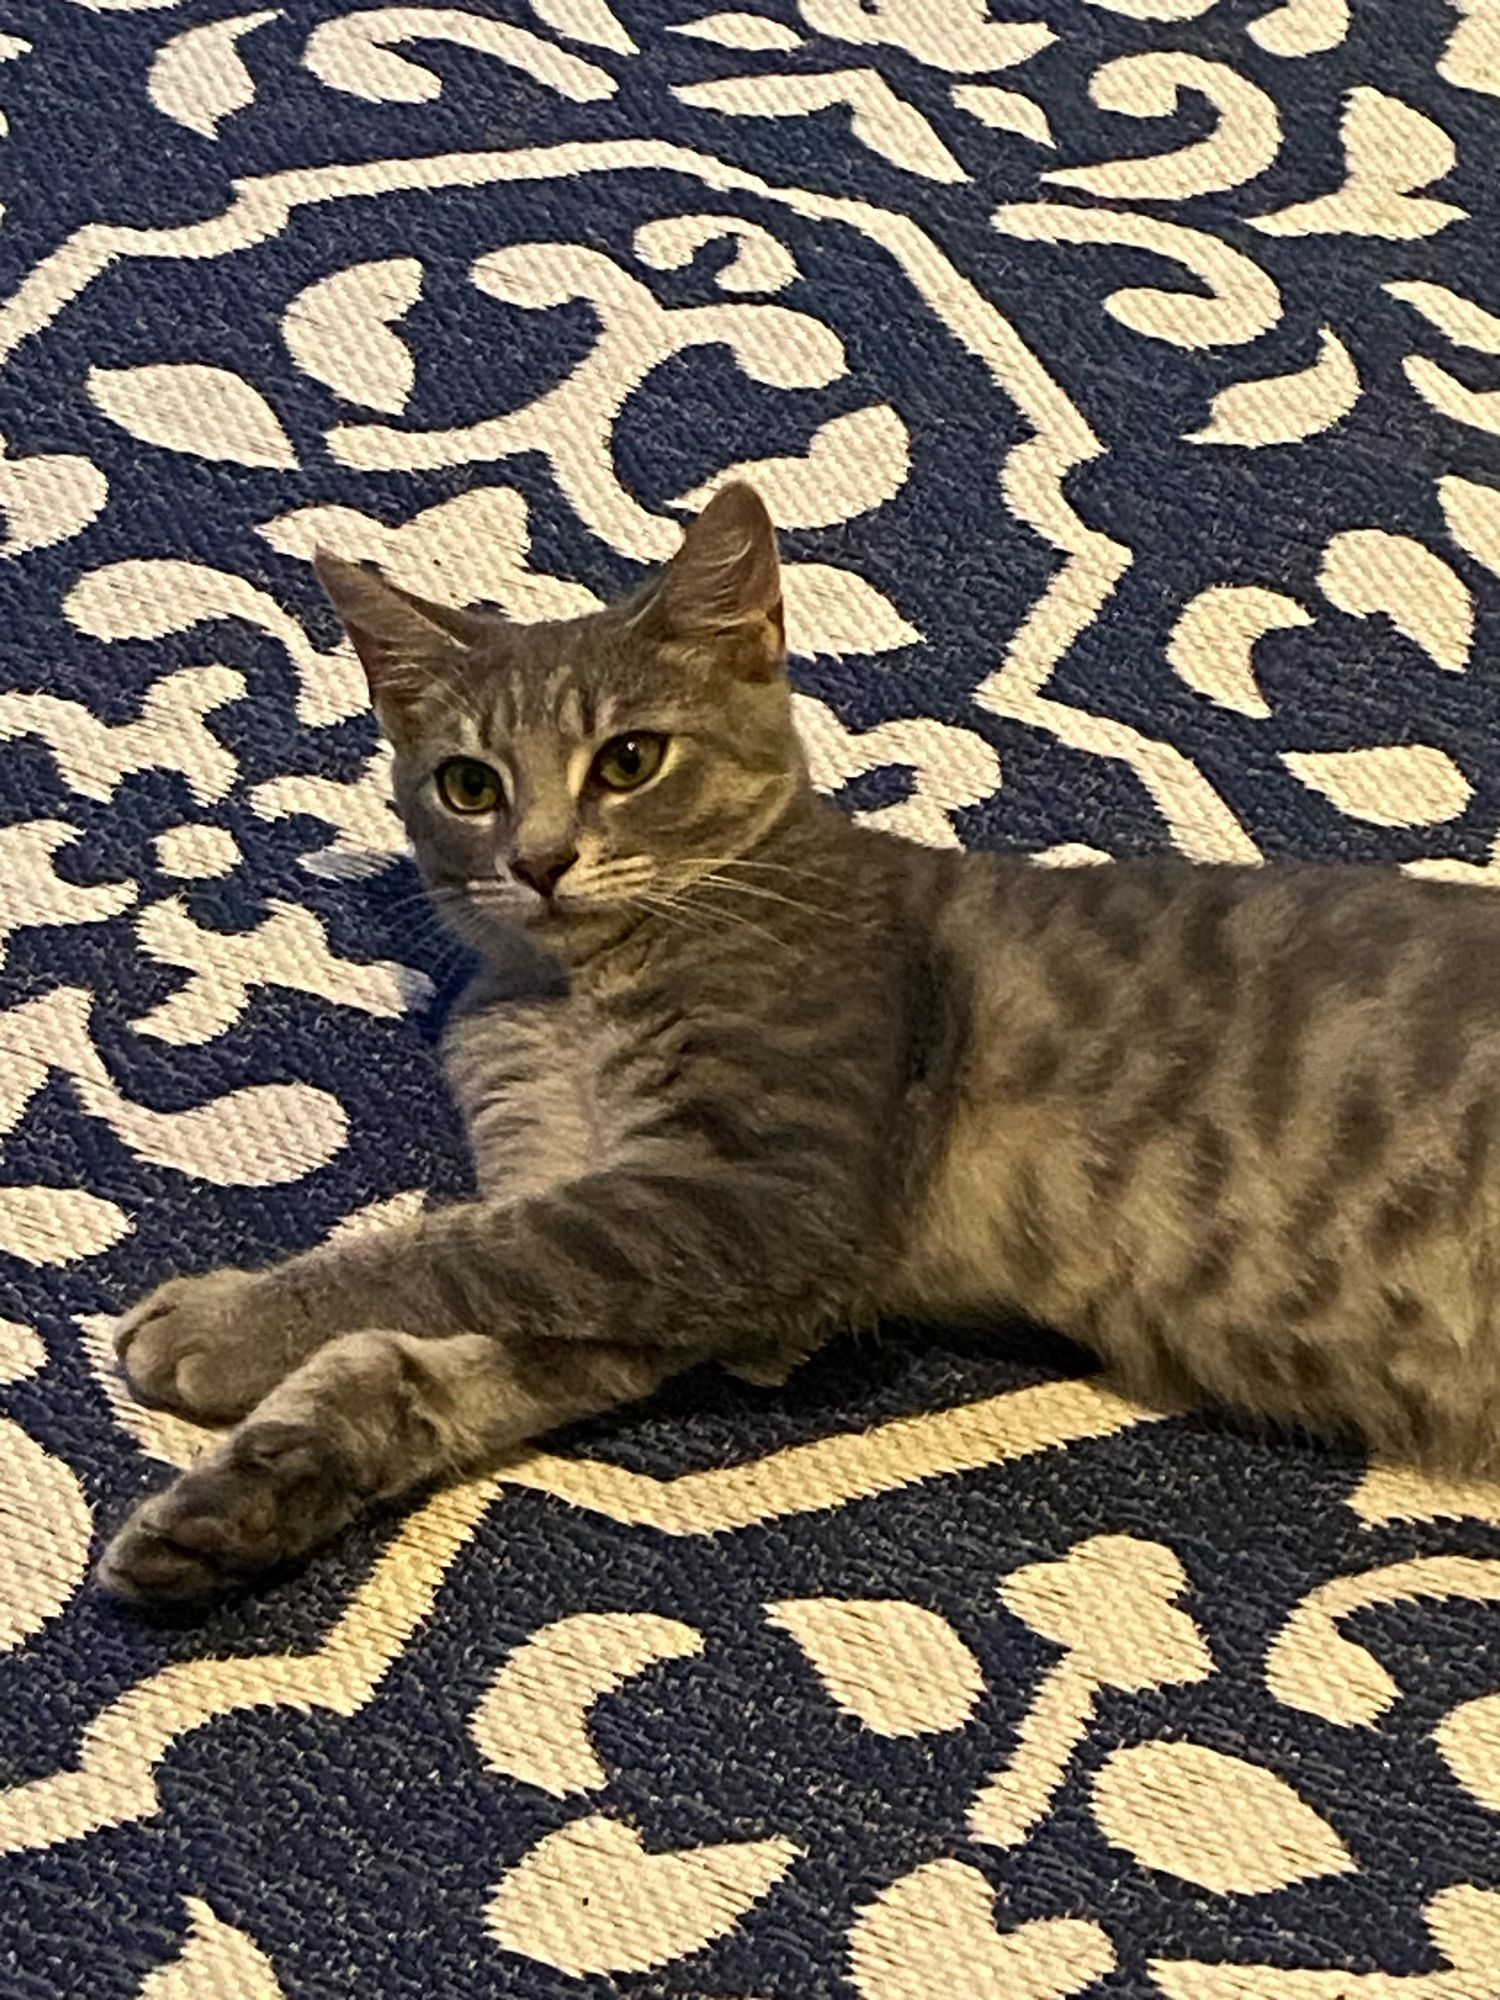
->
<box><xmin>1</xmin><ymin>3</ymin><xmax>1499</xmax><ymax>1995</ymax></box>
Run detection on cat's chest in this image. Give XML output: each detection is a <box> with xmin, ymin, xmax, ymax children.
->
<box><xmin>442</xmin><ymin>996</ymin><xmax>637</xmax><ymax>1200</ymax></box>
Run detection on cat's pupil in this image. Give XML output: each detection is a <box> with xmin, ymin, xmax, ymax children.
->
<box><xmin>437</xmin><ymin>758</ymin><xmax>501</xmax><ymax>813</ymax></box>
<box><xmin>594</xmin><ymin>734</ymin><xmax>665</xmax><ymax>790</ymax></box>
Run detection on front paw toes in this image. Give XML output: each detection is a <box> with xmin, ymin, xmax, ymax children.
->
<box><xmin>97</xmin><ymin>1424</ymin><xmax>360</xmax><ymax>1602</ymax></box>
<box><xmin>96</xmin><ymin>1510</ymin><xmax>228</xmax><ymax>1603</ymax></box>
<box><xmin>112</xmin><ymin>1270</ymin><xmax>286</xmax><ymax>1423</ymax></box>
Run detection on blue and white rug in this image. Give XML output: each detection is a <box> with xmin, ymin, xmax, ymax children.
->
<box><xmin>3</xmin><ymin>2</ymin><xmax>1500</xmax><ymax>1994</ymax></box>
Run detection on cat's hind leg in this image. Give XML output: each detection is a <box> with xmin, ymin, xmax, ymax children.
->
<box><xmin>98</xmin><ymin>1329</ymin><xmax>674</xmax><ymax>1601</ymax></box>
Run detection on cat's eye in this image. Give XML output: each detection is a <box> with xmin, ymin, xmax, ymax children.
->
<box><xmin>592</xmin><ymin>733</ymin><xmax>668</xmax><ymax>793</ymax></box>
<box><xmin>436</xmin><ymin>758</ymin><xmax>504</xmax><ymax>815</ymax></box>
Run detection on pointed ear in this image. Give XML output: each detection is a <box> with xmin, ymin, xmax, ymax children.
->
<box><xmin>659</xmin><ymin>483</ymin><xmax>784</xmax><ymax>682</ymax></box>
<box><xmin>313</xmin><ymin>551</ymin><xmax>474</xmax><ymax>741</ymax></box>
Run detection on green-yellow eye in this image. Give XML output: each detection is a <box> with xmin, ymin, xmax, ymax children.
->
<box><xmin>436</xmin><ymin>758</ymin><xmax>504</xmax><ymax>815</ymax></box>
<box><xmin>592</xmin><ymin>733</ymin><xmax>667</xmax><ymax>792</ymax></box>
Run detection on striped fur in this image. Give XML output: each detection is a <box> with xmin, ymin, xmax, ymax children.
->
<box><xmin>102</xmin><ymin>486</ymin><xmax>1500</xmax><ymax>1598</ymax></box>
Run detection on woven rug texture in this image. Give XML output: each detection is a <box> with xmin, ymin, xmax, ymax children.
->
<box><xmin>2</xmin><ymin>1</ymin><xmax>1500</xmax><ymax>1995</ymax></box>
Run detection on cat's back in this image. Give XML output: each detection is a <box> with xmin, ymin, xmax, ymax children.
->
<box><xmin>945</xmin><ymin>854</ymin><xmax>1500</xmax><ymax>1092</ymax></box>
<box><xmin>928</xmin><ymin>852</ymin><xmax>1500</xmax><ymax>1213</ymax></box>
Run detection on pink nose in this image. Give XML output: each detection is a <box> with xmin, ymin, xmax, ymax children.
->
<box><xmin>510</xmin><ymin>849</ymin><xmax>576</xmax><ymax>898</ymax></box>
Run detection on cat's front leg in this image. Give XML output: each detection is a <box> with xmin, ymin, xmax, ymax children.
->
<box><xmin>113</xmin><ymin>1267</ymin><xmax>330</xmax><ymax>1422</ymax></box>
<box><xmin>99</xmin><ymin>1327</ymin><xmax>674</xmax><ymax>1601</ymax></box>
<box><xmin>112</xmin><ymin>1212</ymin><xmax>468</xmax><ymax>1422</ymax></box>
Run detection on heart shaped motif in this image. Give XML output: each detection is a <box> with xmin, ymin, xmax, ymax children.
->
<box><xmin>1168</xmin><ymin>527</ymin><xmax>1477</xmax><ymax>831</ymax></box>
<box><xmin>281</xmin><ymin>258</ymin><xmax>424</xmax><ymax>414</ymax></box>
<box><xmin>792</xmin><ymin>693</ymin><xmax>1000</xmax><ymax>846</ymax></box>
<box><xmin>1001</xmin><ymin>1533</ymin><xmax>1212</xmax><ymax>1690</ymax></box>
<box><xmin>848</xmin><ymin>1859</ymin><xmax>1114</xmax><ymax>2000</ymax></box>
<box><xmin>0</xmin><ymin>438</ymin><xmax>108</xmax><ymax>556</ymax></box>
<box><xmin>486</xmin><ymin>1814</ymin><xmax>798</xmax><ymax>1976</ymax></box>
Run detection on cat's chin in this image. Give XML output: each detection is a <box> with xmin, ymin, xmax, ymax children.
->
<box><xmin>431</xmin><ymin>898</ymin><xmax>531</xmax><ymax>951</ymax></box>
<box><xmin>536</xmin><ymin>899</ymin><xmax>631</xmax><ymax>936</ymax></box>
<box><xmin>461</xmin><ymin>899</ymin><xmax>596</xmax><ymax>943</ymax></box>
<box><xmin>434</xmin><ymin>888</ymin><xmax>635</xmax><ymax>960</ymax></box>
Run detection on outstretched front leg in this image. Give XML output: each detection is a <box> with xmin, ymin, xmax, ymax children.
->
<box><xmin>114</xmin><ymin>1267</ymin><xmax>330</xmax><ymax>1423</ymax></box>
<box><xmin>99</xmin><ymin>1328</ymin><xmax>673</xmax><ymax>1601</ymax></box>
<box><xmin>103</xmin><ymin>1011</ymin><xmax>887</xmax><ymax>1600</ymax></box>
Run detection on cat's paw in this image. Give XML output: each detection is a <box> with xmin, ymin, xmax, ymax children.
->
<box><xmin>113</xmin><ymin>1269</ymin><xmax>300</xmax><ymax>1423</ymax></box>
<box><xmin>96</xmin><ymin>1421</ymin><xmax>361</xmax><ymax>1602</ymax></box>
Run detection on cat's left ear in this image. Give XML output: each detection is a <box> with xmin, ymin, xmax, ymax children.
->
<box><xmin>313</xmin><ymin>552</ymin><xmax>478</xmax><ymax>742</ymax></box>
<box><xmin>658</xmin><ymin>482</ymin><xmax>785</xmax><ymax>683</ymax></box>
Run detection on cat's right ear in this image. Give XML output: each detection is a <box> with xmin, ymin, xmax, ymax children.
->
<box><xmin>313</xmin><ymin>552</ymin><xmax>469</xmax><ymax>742</ymax></box>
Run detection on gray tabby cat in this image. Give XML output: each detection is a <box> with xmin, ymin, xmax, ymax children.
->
<box><xmin>102</xmin><ymin>483</ymin><xmax>1500</xmax><ymax>1600</ymax></box>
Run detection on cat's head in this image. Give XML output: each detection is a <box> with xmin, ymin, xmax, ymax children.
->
<box><xmin>315</xmin><ymin>483</ymin><xmax>803</xmax><ymax>942</ymax></box>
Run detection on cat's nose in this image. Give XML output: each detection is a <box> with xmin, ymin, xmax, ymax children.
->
<box><xmin>510</xmin><ymin>847</ymin><xmax>577</xmax><ymax>899</ymax></box>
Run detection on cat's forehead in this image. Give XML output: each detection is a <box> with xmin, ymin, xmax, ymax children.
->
<box><xmin>465</xmin><ymin>610</ymin><xmax>672</xmax><ymax>737</ymax></box>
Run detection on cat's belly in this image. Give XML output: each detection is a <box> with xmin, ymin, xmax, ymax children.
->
<box><xmin>893</xmin><ymin>1089</ymin><xmax>1500</xmax><ymax>1468</ymax></box>
<box><xmin>892</xmin><ymin>1098</ymin><xmax>1099</xmax><ymax>1327</ymax></box>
